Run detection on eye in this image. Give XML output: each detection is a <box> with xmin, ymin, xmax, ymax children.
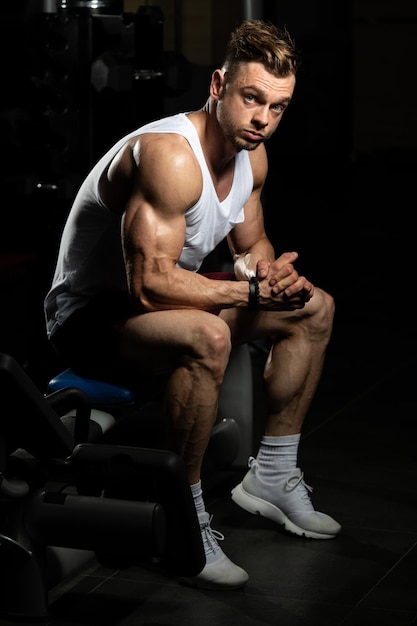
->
<box><xmin>271</xmin><ymin>103</ymin><xmax>285</xmax><ymax>115</ymax></box>
<box><xmin>244</xmin><ymin>94</ymin><xmax>256</xmax><ymax>103</ymax></box>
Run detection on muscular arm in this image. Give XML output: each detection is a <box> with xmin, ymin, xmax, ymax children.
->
<box><xmin>228</xmin><ymin>144</ymin><xmax>278</xmax><ymax>276</ymax></box>
<box><xmin>118</xmin><ymin>134</ymin><xmax>251</xmax><ymax>312</ymax></box>
<box><xmin>229</xmin><ymin>145</ymin><xmax>314</xmax><ymax>302</ymax></box>
<box><xmin>104</xmin><ymin>132</ymin><xmax>310</xmax><ymax>314</ymax></box>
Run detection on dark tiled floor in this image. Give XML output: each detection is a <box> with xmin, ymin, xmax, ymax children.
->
<box><xmin>2</xmin><ymin>158</ymin><xmax>417</xmax><ymax>625</ymax></box>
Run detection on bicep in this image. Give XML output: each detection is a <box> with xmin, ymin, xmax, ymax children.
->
<box><xmin>123</xmin><ymin>195</ymin><xmax>186</xmax><ymax>276</ymax></box>
<box><xmin>122</xmin><ymin>136</ymin><xmax>202</xmax><ymax>298</ymax></box>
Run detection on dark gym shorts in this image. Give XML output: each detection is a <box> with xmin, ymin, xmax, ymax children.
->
<box><xmin>50</xmin><ymin>290</ymin><xmax>135</xmax><ymax>384</ymax></box>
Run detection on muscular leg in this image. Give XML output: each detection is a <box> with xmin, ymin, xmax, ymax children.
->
<box><xmin>225</xmin><ymin>288</ymin><xmax>341</xmax><ymax>539</ymax></box>
<box><xmin>119</xmin><ymin>308</ymin><xmax>249</xmax><ymax>588</ymax></box>
<box><xmin>263</xmin><ymin>288</ymin><xmax>334</xmax><ymax>435</ymax></box>
<box><xmin>119</xmin><ymin>309</ymin><xmax>232</xmax><ymax>483</ymax></box>
<box><xmin>220</xmin><ymin>286</ymin><xmax>335</xmax><ymax>434</ymax></box>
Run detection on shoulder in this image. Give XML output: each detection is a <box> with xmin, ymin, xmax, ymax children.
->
<box><xmin>108</xmin><ymin>127</ymin><xmax>202</xmax><ymax>179</ymax></box>
<box><xmin>136</xmin><ymin>133</ymin><xmax>201</xmax><ymax>198</ymax></box>
<box><xmin>132</xmin><ymin>131</ymin><xmax>199</xmax><ymax>173</ymax></box>
<box><xmin>116</xmin><ymin>131</ymin><xmax>203</xmax><ymax>212</ymax></box>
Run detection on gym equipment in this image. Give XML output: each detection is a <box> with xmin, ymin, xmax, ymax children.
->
<box><xmin>0</xmin><ymin>343</ymin><xmax>253</xmax><ymax>619</ymax></box>
<box><xmin>0</xmin><ymin>352</ymin><xmax>205</xmax><ymax>620</ymax></box>
<box><xmin>47</xmin><ymin>344</ymin><xmax>254</xmax><ymax>472</ymax></box>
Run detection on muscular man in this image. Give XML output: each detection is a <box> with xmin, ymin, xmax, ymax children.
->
<box><xmin>45</xmin><ymin>20</ymin><xmax>341</xmax><ymax>590</ymax></box>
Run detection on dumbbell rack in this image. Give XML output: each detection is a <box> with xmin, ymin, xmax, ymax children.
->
<box><xmin>27</xmin><ymin>3</ymin><xmax>165</xmax><ymax>202</ymax></box>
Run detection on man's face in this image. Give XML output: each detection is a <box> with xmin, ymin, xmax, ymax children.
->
<box><xmin>215</xmin><ymin>62</ymin><xmax>295</xmax><ymax>152</ymax></box>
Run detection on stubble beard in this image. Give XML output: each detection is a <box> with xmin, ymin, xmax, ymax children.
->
<box><xmin>217</xmin><ymin>107</ymin><xmax>262</xmax><ymax>152</ymax></box>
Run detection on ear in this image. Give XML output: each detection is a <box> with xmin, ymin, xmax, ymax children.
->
<box><xmin>210</xmin><ymin>69</ymin><xmax>225</xmax><ymax>101</ymax></box>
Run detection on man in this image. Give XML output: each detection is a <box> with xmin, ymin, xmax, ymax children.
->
<box><xmin>45</xmin><ymin>19</ymin><xmax>341</xmax><ymax>590</ymax></box>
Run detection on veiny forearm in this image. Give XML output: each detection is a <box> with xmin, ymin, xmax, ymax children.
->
<box><xmin>131</xmin><ymin>264</ymin><xmax>250</xmax><ymax>312</ymax></box>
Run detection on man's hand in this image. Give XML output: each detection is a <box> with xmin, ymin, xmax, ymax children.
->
<box><xmin>256</xmin><ymin>251</ymin><xmax>314</xmax><ymax>310</ymax></box>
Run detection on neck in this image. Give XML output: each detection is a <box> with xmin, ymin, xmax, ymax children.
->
<box><xmin>196</xmin><ymin>99</ymin><xmax>239</xmax><ymax>172</ymax></box>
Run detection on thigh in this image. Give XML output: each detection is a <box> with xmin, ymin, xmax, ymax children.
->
<box><xmin>120</xmin><ymin>308</ymin><xmax>231</xmax><ymax>375</ymax></box>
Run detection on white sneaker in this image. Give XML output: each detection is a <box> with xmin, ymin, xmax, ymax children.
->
<box><xmin>231</xmin><ymin>457</ymin><xmax>341</xmax><ymax>540</ymax></box>
<box><xmin>183</xmin><ymin>512</ymin><xmax>249</xmax><ymax>590</ymax></box>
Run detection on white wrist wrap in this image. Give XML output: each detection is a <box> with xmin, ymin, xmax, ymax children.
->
<box><xmin>233</xmin><ymin>254</ymin><xmax>256</xmax><ymax>280</ymax></box>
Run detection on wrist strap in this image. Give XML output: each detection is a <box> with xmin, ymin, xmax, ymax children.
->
<box><xmin>248</xmin><ymin>277</ymin><xmax>260</xmax><ymax>310</ymax></box>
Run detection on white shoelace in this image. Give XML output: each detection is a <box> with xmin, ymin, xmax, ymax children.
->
<box><xmin>285</xmin><ymin>471</ymin><xmax>313</xmax><ymax>508</ymax></box>
<box><xmin>248</xmin><ymin>456</ymin><xmax>314</xmax><ymax>508</ymax></box>
<box><xmin>200</xmin><ymin>515</ymin><xmax>225</xmax><ymax>557</ymax></box>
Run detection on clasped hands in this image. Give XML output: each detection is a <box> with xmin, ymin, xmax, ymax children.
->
<box><xmin>256</xmin><ymin>251</ymin><xmax>313</xmax><ymax>310</ymax></box>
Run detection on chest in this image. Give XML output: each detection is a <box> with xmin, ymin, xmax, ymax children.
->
<box><xmin>205</xmin><ymin>159</ymin><xmax>235</xmax><ymax>203</ymax></box>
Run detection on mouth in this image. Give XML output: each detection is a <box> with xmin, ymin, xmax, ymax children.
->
<box><xmin>243</xmin><ymin>130</ymin><xmax>264</xmax><ymax>143</ymax></box>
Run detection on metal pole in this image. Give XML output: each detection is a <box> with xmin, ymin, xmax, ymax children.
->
<box><xmin>242</xmin><ymin>0</ymin><xmax>263</xmax><ymax>20</ymax></box>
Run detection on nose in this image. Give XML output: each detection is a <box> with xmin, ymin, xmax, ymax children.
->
<box><xmin>252</xmin><ymin>106</ymin><xmax>269</xmax><ymax>128</ymax></box>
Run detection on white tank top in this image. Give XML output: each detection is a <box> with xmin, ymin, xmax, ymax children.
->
<box><xmin>45</xmin><ymin>113</ymin><xmax>253</xmax><ymax>338</ymax></box>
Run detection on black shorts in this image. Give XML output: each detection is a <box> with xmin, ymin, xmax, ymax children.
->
<box><xmin>50</xmin><ymin>291</ymin><xmax>135</xmax><ymax>384</ymax></box>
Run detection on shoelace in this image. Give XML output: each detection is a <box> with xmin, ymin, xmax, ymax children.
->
<box><xmin>285</xmin><ymin>471</ymin><xmax>313</xmax><ymax>508</ymax></box>
<box><xmin>200</xmin><ymin>515</ymin><xmax>225</xmax><ymax>556</ymax></box>
<box><xmin>248</xmin><ymin>456</ymin><xmax>314</xmax><ymax>507</ymax></box>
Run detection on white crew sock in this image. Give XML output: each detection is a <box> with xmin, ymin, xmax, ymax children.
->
<box><xmin>191</xmin><ymin>481</ymin><xmax>224</xmax><ymax>566</ymax></box>
<box><xmin>255</xmin><ymin>434</ymin><xmax>301</xmax><ymax>484</ymax></box>
<box><xmin>190</xmin><ymin>480</ymin><xmax>206</xmax><ymax>515</ymax></box>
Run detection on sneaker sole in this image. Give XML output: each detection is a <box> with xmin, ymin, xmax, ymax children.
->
<box><xmin>180</xmin><ymin>576</ymin><xmax>247</xmax><ymax>591</ymax></box>
<box><xmin>231</xmin><ymin>483</ymin><xmax>338</xmax><ymax>540</ymax></box>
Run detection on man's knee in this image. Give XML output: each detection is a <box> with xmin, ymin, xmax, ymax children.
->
<box><xmin>193</xmin><ymin>318</ymin><xmax>231</xmax><ymax>376</ymax></box>
<box><xmin>310</xmin><ymin>288</ymin><xmax>335</xmax><ymax>340</ymax></box>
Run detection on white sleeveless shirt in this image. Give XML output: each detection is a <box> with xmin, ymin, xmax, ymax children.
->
<box><xmin>45</xmin><ymin>113</ymin><xmax>253</xmax><ymax>338</ymax></box>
